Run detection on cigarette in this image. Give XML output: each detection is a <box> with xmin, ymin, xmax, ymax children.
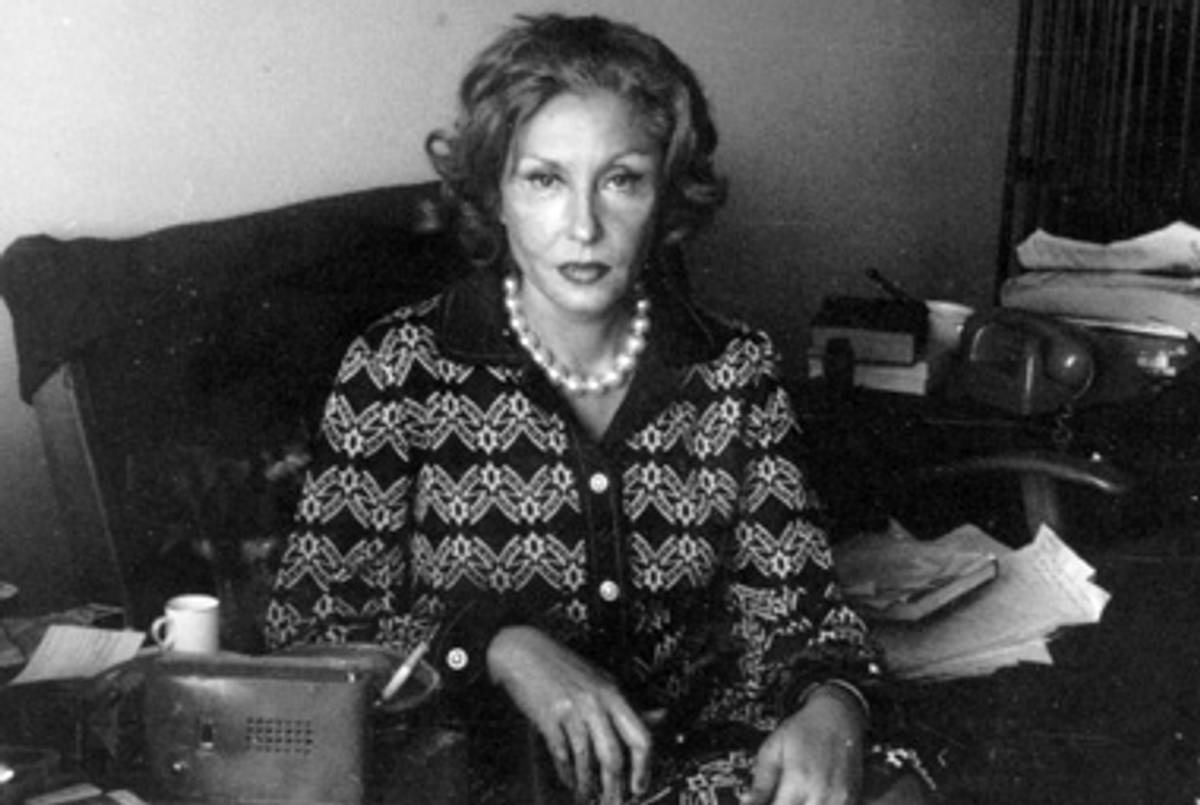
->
<box><xmin>380</xmin><ymin>640</ymin><xmax>429</xmax><ymax>702</ymax></box>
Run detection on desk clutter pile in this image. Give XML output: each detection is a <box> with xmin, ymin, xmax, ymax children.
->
<box><xmin>806</xmin><ymin>294</ymin><xmax>967</xmax><ymax>396</ymax></box>
<box><xmin>834</xmin><ymin>520</ymin><xmax>1109</xmax><ymax>680</ymax></box>
<box><xmin>1002</xmin><ymin>221</ymin><xmax>1200</xmax><ymax>401</ymax></box>
<box><xmin>1007</xmin><ymin>220</ymin><xmax>1200</xmax><ymax>340</ymax></box>
<box><xmin>809</xmin><ymin>221</ymin><xmax>1200</xmax><ymax>420</ymax></box>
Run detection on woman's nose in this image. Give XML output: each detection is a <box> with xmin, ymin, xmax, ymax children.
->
<box><xmin>567</xmin><ymin>189</ymin><xmax>602</xmax><ymax>243</ymax></box>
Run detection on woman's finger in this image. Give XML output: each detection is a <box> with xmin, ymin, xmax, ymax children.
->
<box><xmin>588</xmin><ymin>709</ymin><xmax>628</xmax><ymax>804</ymax></box>
<box><xmin>545</xmin><ymin>721</ymin><xmax>575</xmax><ymax>793</ymax></box>
<box><xmin>563</xmin><ymin>711</ymin><xmax>596</xmax><ymax>801</ymax></box>
<box><xmin>739</xmin><ymin>737</ymin><xmax>783</xmax><ymax>805</ymax></box>
<box><xmin>610</xmin><ymin>700</ymin><xmax>654</xmax><ymax>795</ymax></box>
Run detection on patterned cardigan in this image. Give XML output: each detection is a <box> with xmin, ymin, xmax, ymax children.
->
<box><xmin>264</xmin><ymin>266</ymin><xmax>884</xmax><ymax>733</ymax></box>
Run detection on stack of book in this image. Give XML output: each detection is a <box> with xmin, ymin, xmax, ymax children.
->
<box><xmin>807</xmin><ymin>296</ymin><xmax>952</xmax><ymax>395</ymax></box>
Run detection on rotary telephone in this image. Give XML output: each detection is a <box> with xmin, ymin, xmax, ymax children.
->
<box><xmin>959</xmin><ymin>308</ymin><xmax>1097</xmax><ymax>416</ymax></box>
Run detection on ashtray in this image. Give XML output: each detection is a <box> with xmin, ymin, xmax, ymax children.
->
<box><xmin>276</xmin><ymin>643</ymin><xmax>440</xmax><ymax>715</ymax></box>
<box><xmin>374</xmin><ymin>658</ymin><xmax>440</xmax><ymax>715</ymax></box>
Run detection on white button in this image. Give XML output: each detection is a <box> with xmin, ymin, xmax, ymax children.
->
<box><xmin>598</xmin><ymin>580</ymin><xmax>620</xmax><ymax>602</ymax></box>
<box><xmin>446</xmin><ymin>647</ymin><xmax>469</xmax><ymax>671</ymax></box>
<box><xmin>589</xmin><ymin>473</ymin><xmax>609</xmax><ymax>494</ymax></box>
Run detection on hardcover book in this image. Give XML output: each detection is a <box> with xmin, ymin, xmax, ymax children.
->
<box><xmin>834</xmin><ymin>520</ymin><xmax>1001</xmax><ymax>623</ymax></box>
<box><xmin>810</xmin><ymin>296</ymin><xmax>928</xmax><ymax>365</ymax></box>
<box><xmin>807</xmin><ymin>342</ymin><xmax>955</xmax><ymax>396</ymax></box>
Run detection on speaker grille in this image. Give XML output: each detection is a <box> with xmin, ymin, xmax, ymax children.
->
<box><xmin>244</xmin><ymin>717</ymin><xmax>315</xmax><ymax>754</ymax></box>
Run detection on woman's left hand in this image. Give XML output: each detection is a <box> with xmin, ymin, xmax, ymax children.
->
<box><xmin>739</xmin><ymin>684</ymin><xmax>868</xmax><ymax>805</ymax></box>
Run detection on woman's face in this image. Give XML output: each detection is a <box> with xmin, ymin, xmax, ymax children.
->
<box><xmin>500</xmin><ymin>89</ymin><xmax>663</xmax><ymax>325</ymax></box>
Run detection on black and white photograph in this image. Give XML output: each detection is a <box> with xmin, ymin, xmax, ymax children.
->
<box><xmin>1</xmin><ymin>2</ymin><xmax>1198</xmax><ymax>803</ymax></box>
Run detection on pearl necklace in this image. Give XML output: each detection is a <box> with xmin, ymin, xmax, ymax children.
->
<box><xmin>504</xmin><ymin>275</ymin><xmax>650</xmax><ymax>396</ymax></box>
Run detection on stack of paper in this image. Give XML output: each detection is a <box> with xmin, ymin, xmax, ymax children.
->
<box><xmin>1004</xmin><ymin>221</ymin><xmax>1200</xmax><ymax>340</ymax></box>
<box><xmin>849</xmin><ymin>523</ymin><xmax>1110</xmax><ymax>680</ymax></box>
<box><xmin>1014</xmin><ymin>221</ymin><xmax>1200</xmax><ymax>273</ymax></box>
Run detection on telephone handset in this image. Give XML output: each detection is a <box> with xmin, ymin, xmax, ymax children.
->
<box><xmin>959</xmin><ymin>308</ymin><xmax>1097</xmax><ymax>415</ymax></box>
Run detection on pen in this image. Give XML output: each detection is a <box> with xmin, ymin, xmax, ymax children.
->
<box><xmin>379</xmin><ymin>640</ymin><xmax>429</xmax><ymax>702</ymax></box>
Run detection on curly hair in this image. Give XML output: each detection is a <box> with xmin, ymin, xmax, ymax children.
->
<box><xmin>426</xmin><ymin>13</ymin><xmax>727</xmax><ymax>268</ymax></box>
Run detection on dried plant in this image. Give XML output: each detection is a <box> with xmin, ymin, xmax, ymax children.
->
<box><xmin>126</xmin><ymin>426</ymin><xmax>310</xmax><ymax>652</ymax></box>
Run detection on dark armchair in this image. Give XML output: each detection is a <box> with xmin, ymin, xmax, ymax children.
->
<box><xmin>0</xmin><ymin>182</ymin><xmax>463</xmax><ymax>645</ymax></box>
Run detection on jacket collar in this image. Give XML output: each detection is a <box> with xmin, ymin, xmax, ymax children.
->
<box><xmin>435</xmin><ymin>265</ymin><xmax>733</xmax><ymax>369</ymax></box>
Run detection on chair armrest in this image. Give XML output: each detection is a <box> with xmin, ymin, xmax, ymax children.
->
<box><xmin>907</xmin><ymin>449</ymin><xmax>1133</xmax><ymax>541</ymax></box>
<box><xmin>909</xmin><ymin>449</ymin><xmax>1133</xmax><ymax>497</ymax></box>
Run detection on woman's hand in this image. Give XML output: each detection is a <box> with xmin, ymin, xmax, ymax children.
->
<box><xmin>740</xmin><ymin>684</ymin><xmax>868</xmax><ymax>805</ymax></box>
<box><xmin>487</xmin><ymin>625</ymin><xmax>653</xmax><ymax>804</ymax></box>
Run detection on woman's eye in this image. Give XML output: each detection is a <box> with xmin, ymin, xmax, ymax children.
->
<box><xmin>606</xmin><ymin>171</ymin><xmax>644</xmax><ymax>192</ymax></box>
<box><xmin>525</xmin><ymin>172</ymin><xmax>560</xmax><ymax>190</ymax></box>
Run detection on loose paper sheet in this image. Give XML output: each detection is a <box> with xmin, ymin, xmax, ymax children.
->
<box><xmin>0</xmin><ymin>603</ymin><xmax>127</xmax><ymax>669</ymax></box>
<box><xmin>7</xmin><ymin>625</ymin><xmax>145</xmax><ymax>685</ymax></box>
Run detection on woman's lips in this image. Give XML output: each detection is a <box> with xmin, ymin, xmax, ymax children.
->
<box><xmin>558</xmin><ymin>261</ymin><xmax>611</xmax><ymax>283</ymax></box>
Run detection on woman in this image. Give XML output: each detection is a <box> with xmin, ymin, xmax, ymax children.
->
<box><xmin>266</xmin><ymin>13</ymin><xmax>934</xmax><ymax>804</ymax></box>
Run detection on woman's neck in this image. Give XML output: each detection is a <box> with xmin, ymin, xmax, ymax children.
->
<box><xmin>537</xmin><ymin>312</ymin><xmax>630</xmax><ymax>375</ymax></box>
<box><xmin>518</xmin><ymin>294</ymin><xmax>633</xmax><ymax>376</ymax></box>
<box><xmin>503</xmin><ymin>273</ymin><xmax>650</xmax><ymax>399</ymax></box>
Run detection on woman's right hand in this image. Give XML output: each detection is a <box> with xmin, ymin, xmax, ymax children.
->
<box><xmin>487</xmin><ymin>625</ymin><xmax>653</xmax><ymax>804</ymax></box>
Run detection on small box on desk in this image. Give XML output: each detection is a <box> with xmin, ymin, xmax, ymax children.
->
<box><xmin>811</xmin><ymin>296</ymin><xmax>929</xmax><ymax>365</ymax></box>
<box><xmin>143</xmin><ymin>653</ymin><xmax>375</xmax><ymax>805</ymax></box>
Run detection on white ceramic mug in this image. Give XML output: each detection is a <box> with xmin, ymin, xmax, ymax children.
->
<box><xmin>925</xmin><ymin>300</ymin><xmax>975</xmax><ymax>352</ymax></box>
<box><xmin>151</xmin><ymin>593</ymin><xmax>220</xmax><ymax>653</ymax></box>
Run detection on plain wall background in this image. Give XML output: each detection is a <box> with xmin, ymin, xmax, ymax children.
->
<box><xmin>0</xmin><ymin>0</ymin><xmax>1019</xmax><ymax>612</ymax></box>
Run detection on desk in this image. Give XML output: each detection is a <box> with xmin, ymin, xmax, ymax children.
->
<box><xmin>791</xmin><ymin>373</ymin><xmax>1200</xmax><ymax>801</ymax></box>
<box><xmin>9</xmin><ymin>549</ymin><xmax>1197</xmax><ymax>805</ymax></box>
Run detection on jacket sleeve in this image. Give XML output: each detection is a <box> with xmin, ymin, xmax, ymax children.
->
<box><xmin>263</xmin><ymin>319</ymin><xmax>428</xmax><ymax>654</ymax></box>
<box><xmin>262</xmin><ymin>312</ymin><xmax>527</xmax><ymax>696</ymax></box>
<box><xmin>718</xmin><ymin>331</ymin><xmax>886</xmax><ymax>724</ymax></box>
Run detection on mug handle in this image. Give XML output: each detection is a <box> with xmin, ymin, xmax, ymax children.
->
<box><xmin>150</xmin><ymin>615</ymin><xmax>174</xmax><ymax>649</ymax></box>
